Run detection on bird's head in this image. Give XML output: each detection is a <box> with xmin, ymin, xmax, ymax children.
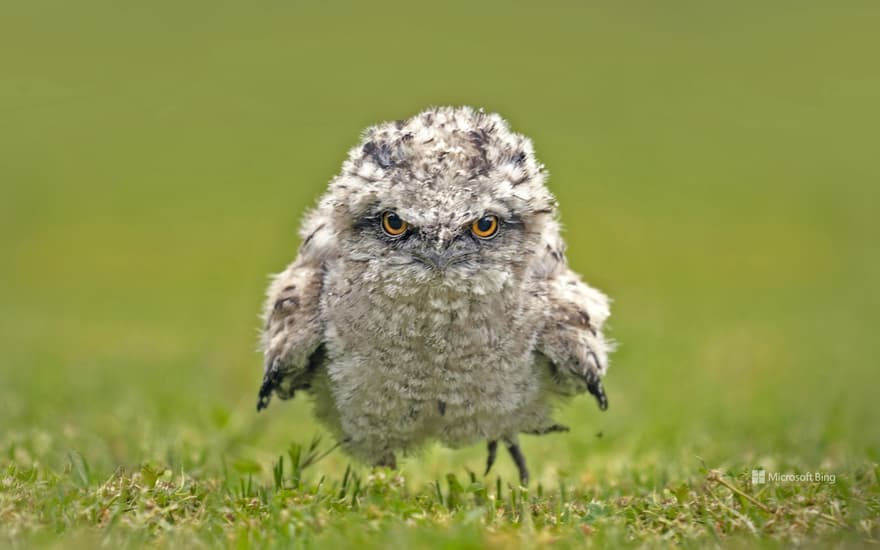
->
<box><xmin>304</xmin><ymin>107</ymin><xmax>560</xmax><ymax>292</ymax></box>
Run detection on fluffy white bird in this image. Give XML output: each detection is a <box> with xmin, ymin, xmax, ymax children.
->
<box><xmin>257</xmin><ymin>106</ymin><xmax>612</xmax><ymax>484</ymax></box>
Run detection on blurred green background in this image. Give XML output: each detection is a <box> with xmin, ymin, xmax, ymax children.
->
<box><xmin>1</xmin><ymin>0</ymin><xmax>878</xmax><ymax>488</ymax></box>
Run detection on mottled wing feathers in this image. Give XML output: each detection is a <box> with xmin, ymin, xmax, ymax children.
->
<box><xmin>538</xmin><ymin>268</ymin><xmax>612</xmax><ymax>410</ymax></box>
<box><xmin>257</xmin><ymin>259</ymin><xmax>325</xmax><ymax>411</ymax></box>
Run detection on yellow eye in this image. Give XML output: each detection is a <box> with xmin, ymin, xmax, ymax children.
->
<box><xmin>471</xmin><ymin>215</ymin><xmax>499</xmax><ymax>239</ymax></box>
<box><xmin>382</xmin><ymin>212</ymin><xmax>409</xmax><ymax>237</ymax></box>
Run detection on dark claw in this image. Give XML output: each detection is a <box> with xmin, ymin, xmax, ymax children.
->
<box><xmin>485</xmin><ymin>440</ymin><xmax>498</xmax><ymax>475</ymax></box>
<box><xmin>504</xmin><ymin>439</ymin><xmax>529</xmax><ymax>485</ymax></box>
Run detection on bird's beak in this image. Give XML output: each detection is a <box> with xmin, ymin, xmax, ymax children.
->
<box><xmin>412</xmin><ymin>230</ymin><xmax>471</xmax><ymax>270</ymax></box>
<box><xmin>414</xmin><ymin>250</ymin><xmax>453</xmax><ymax>270</ymax></box>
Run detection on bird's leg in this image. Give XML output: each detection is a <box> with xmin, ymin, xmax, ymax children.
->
<box><xmin>485</xmin><ymin>440</ymin><xmax>498</xmax><ymax>475</ymax></box>
<box><xmin>503</xmin><ymin>436</ymin><xmax>529</xmax><ymax>486</ymax></box>
<box><xmin>375</xmin><ymin>452</ymin><xmax>397</xmax><ymax>470</ymax></box>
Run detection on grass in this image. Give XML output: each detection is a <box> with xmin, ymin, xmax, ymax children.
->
<box><xmin>5</xmin><ymin>439</ymin><xmax>877</xmax><ymax>547</ymax></box>
<box><xmin>1</xmin><ymin>0</ymin><xmax>879</xmax><ymax>547</ymax></box>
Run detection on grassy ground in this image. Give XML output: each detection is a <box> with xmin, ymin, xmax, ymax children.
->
<box><xmin>1</xmin><ymin>1</ymin><xmax>879</xmax><ymax>547</ymax></box>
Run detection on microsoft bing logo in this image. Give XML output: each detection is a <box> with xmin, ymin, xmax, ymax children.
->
<box><xmin>752</xmin><ymin>469</ymin><xmax>766</xmax><ymax>485</ymax></box>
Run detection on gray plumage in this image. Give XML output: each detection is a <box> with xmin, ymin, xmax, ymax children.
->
<box><xmin>257</xmin><ymin>106</ymin><xmax>612</xmax><ymax>483</ymax></box>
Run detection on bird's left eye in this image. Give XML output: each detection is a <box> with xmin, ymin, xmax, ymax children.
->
<box><xmin>471</xmin><ymin>215</ymin><xmax>499</xmax><ymax>239</ymax></box>
<box><xmin>382</xmin><ymin>211</ymin><xmax>409</xmax><ymax>237</ymax></box>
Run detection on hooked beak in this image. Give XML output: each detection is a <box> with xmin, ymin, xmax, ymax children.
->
<box><xmin>412</xmin><ymin>250</ymin><xmax>471</xmax><ymax>270</ymax></box>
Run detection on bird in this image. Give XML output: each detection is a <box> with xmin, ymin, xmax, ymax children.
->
<box><xmin>257</xmin><ymin>106</ymin><xmax>612</xmax><ymax>485</ymax></box>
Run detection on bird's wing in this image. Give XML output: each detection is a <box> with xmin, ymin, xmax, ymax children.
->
<box><xmin>537</xmin><ymin>267</ymin><xmax>612</xmax><ymax>410</ymax></box>
<box><xmin>257</xmin><ymin>258</ymin><xmax>326</xmax><ymax>411</ymax></box>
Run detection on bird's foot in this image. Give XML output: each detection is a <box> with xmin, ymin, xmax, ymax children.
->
<box><xmin>485</xmin><ymin>440</ymin><xmax>498</xmax><ymax>475</ymax></box>
<box><xmin>504</xmin><ymin>437</ymin><xmax>529</xmax><ymax>486</ymax></box>
<box><xmin>375</xmin><ymin>453</ymin><xmax>397</xmax><ymax>470</ymax></box>
<box><xmin>483</xmin><ymin>437</ymin><xmax>529</xmax><ymax>485</ymax></box>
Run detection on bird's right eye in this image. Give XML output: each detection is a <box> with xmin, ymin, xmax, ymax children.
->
<box><xmin>382</xmin><ymin>212</ymin><xmax>409</xmax><ymax>237</ymax></box>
